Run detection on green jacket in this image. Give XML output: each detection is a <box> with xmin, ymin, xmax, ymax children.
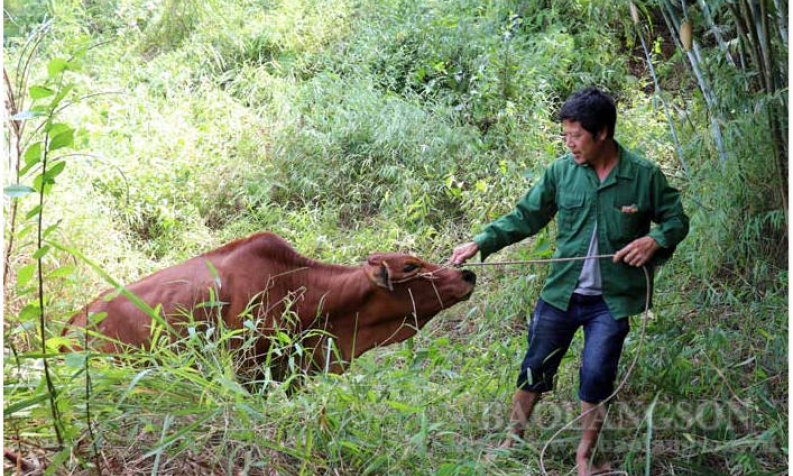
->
<box><xmin>473</xmin><ymin>143</ymin><xmax>689</xmax><ymax>319</ymax></box>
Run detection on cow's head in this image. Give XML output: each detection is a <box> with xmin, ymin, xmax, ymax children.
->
<box><xmin>364</xmin><ymin>252</ymin><xmax>476</xmax><ymax>325</ymax></box>
<box><xmin>284</xmin><ymin>250</ymin><xmax>478</xmax><ymax>374</ymax></box>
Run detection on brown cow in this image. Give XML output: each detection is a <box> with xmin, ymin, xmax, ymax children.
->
<box><xmin>64</xmin><ymin>232</ymin><xmax>476</xmax><ymax>375</ymax></box>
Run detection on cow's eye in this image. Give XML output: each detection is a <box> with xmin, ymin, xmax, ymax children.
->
<box><xmin>403</xmin><ymin>264</ymin><xmax>420</xmax><ymax>273</ymax></box>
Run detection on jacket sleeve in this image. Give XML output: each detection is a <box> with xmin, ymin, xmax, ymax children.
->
<box><xmin>472</xmin><ymin>165</ymin><xmax>558</xmax><ymax>262</ymax></box>
<box><xmin>647</xmin><ymin>167</ymin><xmax>689</xmax><ymax>266</ymax></box>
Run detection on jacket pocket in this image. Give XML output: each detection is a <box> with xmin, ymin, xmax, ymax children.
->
<box><xmin>607</xmin><ymin>204</ymin><xmax>644</xmax><ymax>244</ymax></box>
<box><xmin>558</xmin><ymin>193</ymin><xmax>585</xmax><ymax>232</ymax></box>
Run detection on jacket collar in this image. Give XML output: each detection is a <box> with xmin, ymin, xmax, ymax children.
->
<box><xmin>593</xmin><ymin>140</ymin><xmax>635</xmax><ymax>190</ymax></box>
<box><xmin>614</xmin><ymin>141</ymin><xmax>637</xmax><ymax>180</ymax></box>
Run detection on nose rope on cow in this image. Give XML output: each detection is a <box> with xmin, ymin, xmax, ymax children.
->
<box><xmin>448</xmin><ymin>255</ymin><xmax>649</xmax><ymax>476</ymax></box>
<box><xmin>390</xmin><ymin>272</ymin><xmax>441</xmax><ymax>284</ymax></box>
<box><xmin>391</xmin><ymin>272</ymin><xmax>446</xmax><ymax>309</ymax></box>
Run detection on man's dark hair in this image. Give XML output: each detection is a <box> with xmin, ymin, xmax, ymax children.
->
<box><xmin>559</xmin><ymin>88</ymin><xmax>617</xmax><ymax>139</ymax></box>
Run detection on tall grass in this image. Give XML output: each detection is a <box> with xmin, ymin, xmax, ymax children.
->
<box><xmin>3</xmin><ymin>0</ymin><xmax>786</xmax><ymax>474</ymax></box>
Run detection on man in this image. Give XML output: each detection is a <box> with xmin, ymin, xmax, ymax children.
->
<box><xmin>449</xmin><ymin>88</ymin><xmax>689</xmax><ymax>475</ymax></box>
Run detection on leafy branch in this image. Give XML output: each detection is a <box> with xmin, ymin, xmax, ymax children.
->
<box><xmin>3</xmin><ymin>45</ymin><xmax>105</xmax><ymax>474</ymax></box>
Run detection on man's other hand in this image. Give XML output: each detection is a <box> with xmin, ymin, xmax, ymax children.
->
<box><xmin>613</xmin><ymin>236</ymin><xmax>660</xmax><ymax>267</ymax></box>
<box><xmin>449</xmin><ymin>242</ymin><xmax>479</xmax><ymax>266</ymax></box>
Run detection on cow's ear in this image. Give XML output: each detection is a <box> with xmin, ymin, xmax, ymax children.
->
<box><xmin>367</xmin><ymin>253</ymin><xmax>385</xmax><ymax>266</ymax></box>
<box><xmin>370</xmin><ymin>261</ymin><xmax>393</xmax><ymax>291</ymax></box>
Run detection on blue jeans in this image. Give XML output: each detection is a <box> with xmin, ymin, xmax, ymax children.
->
<box><xmin>516</xmin><ymin>294</ymin><xmax>630</xmax><ymax>403</ymax></box>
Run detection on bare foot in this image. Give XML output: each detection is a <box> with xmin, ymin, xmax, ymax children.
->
<box><xmin>484</xmin><ymin>435</ymin><xmax>519</xmax><ymax>461</ymax></box>
<box><xmin>576</xmin><ymin>454</ymin><xmax>612</xmax><ymax>476</ymax></box>
<box><xmin>498</xmin><ymin>436</ymin><xmax>517</xmax><ymax>450</ymax></box>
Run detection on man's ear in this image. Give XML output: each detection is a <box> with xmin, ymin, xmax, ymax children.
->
<box><xmin>370</xmin><ymin>261</ymin><xmax>393</xmax><ymax>291</ymax></box>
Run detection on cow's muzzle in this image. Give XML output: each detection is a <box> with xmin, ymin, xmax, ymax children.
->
<box><xmin>461</xmin><ymin>270</ymin><xmax>476</xmax><ymax>285</ymax></box>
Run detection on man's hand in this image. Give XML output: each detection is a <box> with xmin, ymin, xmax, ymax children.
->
<box><xmin>449</xmin><ymin>241</ymin><xmax>479</xmax><ymax>266</ymax></box>
<box><xmin>613</xmin><ymin>236</ymin><xmax>660</xmax><ymax>267</ymax></box>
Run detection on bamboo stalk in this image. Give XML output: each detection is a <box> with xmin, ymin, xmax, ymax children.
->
<box><xmin>760</xmin><ymin>0</ymin><xmax>788</xmax><ymax>160</ymax></box>
<box><xmin>738</xmin><ymin>0</ymin><xmax>768</xmax><ymax>88</ymax></box>
<box><xmin>697</xmin><ymin>0</ymin><xmax>737</xmax><ymax>66</ymax></box>
<box><xmin>734</xmin><ymin>0</ymin><xmax>785</xmax><ymax>150</ymax></box>
<box><xmin>769</xmin><ymin>0</ymin><xmax>788</xmax><ymax>88</ymax></box>
<box><xmin>749</xmin><ymin>0</ymin><xmax>769</xmax><ymax>64</ymax></box>
<box><xmin>661</xmin><ymin>4</ymin><xmax>728</xmax><ymax>168</ymax></box>
<box><xmin>771</xmin><ymin>0</ymin><xmax>787</xmax><ymax>44</ymax></box>
<box><xmin>727</xmin><ymin>2</ymin><xmax>759</xmax><ymax>87</ymax></box>
<box><xmin>736</xmin><ymin>36</ymin><xmax>748</xmax><ymax>71</ymax></box>
<box><xmin>37</xmin><ymin>125</ymin><xmax>65</xmax><ymax>448</ymax></box>
<box><xmin>753</xmin><ymin>0</ymin><xmax>783</xmax><ymax>99</ymax></box>
<box><xmin>759</xmin><ymin>0</ymin><xmax>788</xmax><ymax>222</ymax></box>
<box><xmin>3</xmin><ymin>69</ymin><xmax>22</xmax><ymax>289</ymax></box>
<box><xmin>759</xmin><ymin>0</ymin><xmax>778</xmax><ymax>91</ymax></box>
<box><xmin>636</xmin><ymin>24</ymin><xmax>690</xmax><ymax>176</ymax></box>
<box><xmin>662</xmin><ymin>2</ymin><xmax>713</xmax><ymax>105</ymax></box>
<box><xmin>766</xmin><ymin>108</ymin><xmax>788</xmax><ymax>222</ymax></box>
<box><xmin>84</xmin><ymin>345</ymin><xmax>103</xmax><ymax>476</ymax></box>
<box><xmin>729</xmin><ymin>0</ymin><xmax>787</xmax><ymax>220</ymax></box>
<box><xmin>729</xmin><ymin>2</ymin><xmax>756</xmax><ymax>63</ymax></box>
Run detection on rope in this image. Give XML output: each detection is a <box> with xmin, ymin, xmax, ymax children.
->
<box><xmin>453</xmin><ymin>254</ymin><xmax>649</xmax><ymax>476</ymax></box>
<box><xmin>454</xmin><ymin>253</ymin><xmax>617</xmax><ymax>268</ymax></box>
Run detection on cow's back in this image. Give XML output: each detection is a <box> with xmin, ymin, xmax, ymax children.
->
<box><xmin>204</xmin><ymin>233</ymin><xmax>312</xmax><ymax>333</ymax></box>
<box><xmin>66</xmin><ymin>232</ymin><xmax>298</xmax><ymax>351</ymax></box>
<box><xmin>69</xmin><ymin>255</ymin><xmax>221</xmax><ymax>350</ymax></box>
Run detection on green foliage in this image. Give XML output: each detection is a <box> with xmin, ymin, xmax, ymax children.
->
<box><xmin>3</xmin><ymin>0</ymin><xmax>786</xmax><ymax>474</ymax></box>
<box><xmin>4</xmin><ymin>42</ymin><xmax>88</xmax><ymax>448</ymax></box>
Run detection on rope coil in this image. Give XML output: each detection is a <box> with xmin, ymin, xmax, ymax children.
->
<box><xmin>455</xmin><ymin>254</ymin><xmax>649</xmax><ymax>476</ymax></box>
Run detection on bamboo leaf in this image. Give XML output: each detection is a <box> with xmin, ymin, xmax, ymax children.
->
<box><xmin>43</xmin><ymin>160</ymin><xmax>67</xmax><ymax>182</ymax></box>
<box><xmin>43</xmin><ymin>221</ymin><xmax>62</xmax><ymax>239</ymax></box>
<box><xmin>3</xmin><ymin>184</ymin><xmax>36</xmax><ymax>198</ymax></box>
<box><xmin>17</xmin><ymin>224</ymin><xmax>34</xmax><ymax>241</ymax></box>
<box><xmin>45</xmin><ymin>122</ymin><xmax>70</xmax><ymax>135</ymax></box>
<box><xmin>17</xmin><ymin>263</ymin><xmax>36</xmax><ymax>288</ymax></box>
<box><xmin>385</xmin><ymin>400</ymin><xmax>421</xmax><ymax>413</ymax></box>
<box><xmin>33</xmin><ymin>245</ymin><xmax>50</xmax><ymax>259</ymax></box>
<box><xmin>45</xmin><ymin>336</ymin><xmax>72</xmax><ymax>352</ymax></box>
<box><xmin>24</xmin><ymin>142</ymin><xmax>42</xmax><ymax>165</ymax></box>
<box><xmin>29</xmin><ymin>85</ymin><xmax>54</xmax><ymax>99</ymax></box>
<box><xmin>19</xmin><ymin>303</ymin><xmax>41</xmax><ymax>321</ymax></box>
<box><xmin>11</xmin><ymin>110</ymin><xmax>45</xmax><ymax>120</ymax></box>
<box><xmin>142</xmin><ymin>411</ymin><xmax>219</xmax><ymax>459</ymax></box>
<box><xmin>48</xmin><ymin>128</ymin><xmax>75</xmax><ymax>151</ymax></box>
<box><xmin>51</xmin><ymin>83</ymin><xmax>75</xmax><ymax>109</ymax></box>
<box><xmin>47</xmin><ymin>264</ymin><xmax>76</xmax><ymax>278</ymax></box>
<box><xmin>47</xmin><ymin>58</ymin><xmax>70</xmax><ymax>78</ymax></box>
<box><xmin>26</xmin><ymin>205</ymin><xmax>42</xmax><ymax>220</ymax></box>
<box><xmin>19</xmin><ymin>160</ymin><xmax>39</xmax><ymax>177</ymax></box>
<box><xmin>117</xmin><ymin>369</ymin><xmax>155</xmax><ymax>408</ymax></box>
<box><xmin>64</xmin><ymin>352</ymin><xmax>86</xmax><ymax>368</ymax></box>
<box><xmin>4</xmin><ymin>393</ymin><xmax>49</xmax><ymax>415</ymax></box>
<box><xmin>645</xmin><ymin>394</ymin><xmax>660</xmax><ymax>476</ymax></box>
<box><xmin>43</xmin><ymin>448</ymin><xmax>71</xmax><ymax>476</ymax></box>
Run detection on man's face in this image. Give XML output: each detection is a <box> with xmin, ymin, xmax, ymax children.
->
<box><xmin>562</xmin><ymin>119</ymin><xmax>608</xmax><ymax>165</ymax></box>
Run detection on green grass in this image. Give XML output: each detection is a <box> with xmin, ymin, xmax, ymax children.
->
<box><xmin>3</xmin><ymin>0</ymin><xmax>787</xmax><ymax>474</ymax></box>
